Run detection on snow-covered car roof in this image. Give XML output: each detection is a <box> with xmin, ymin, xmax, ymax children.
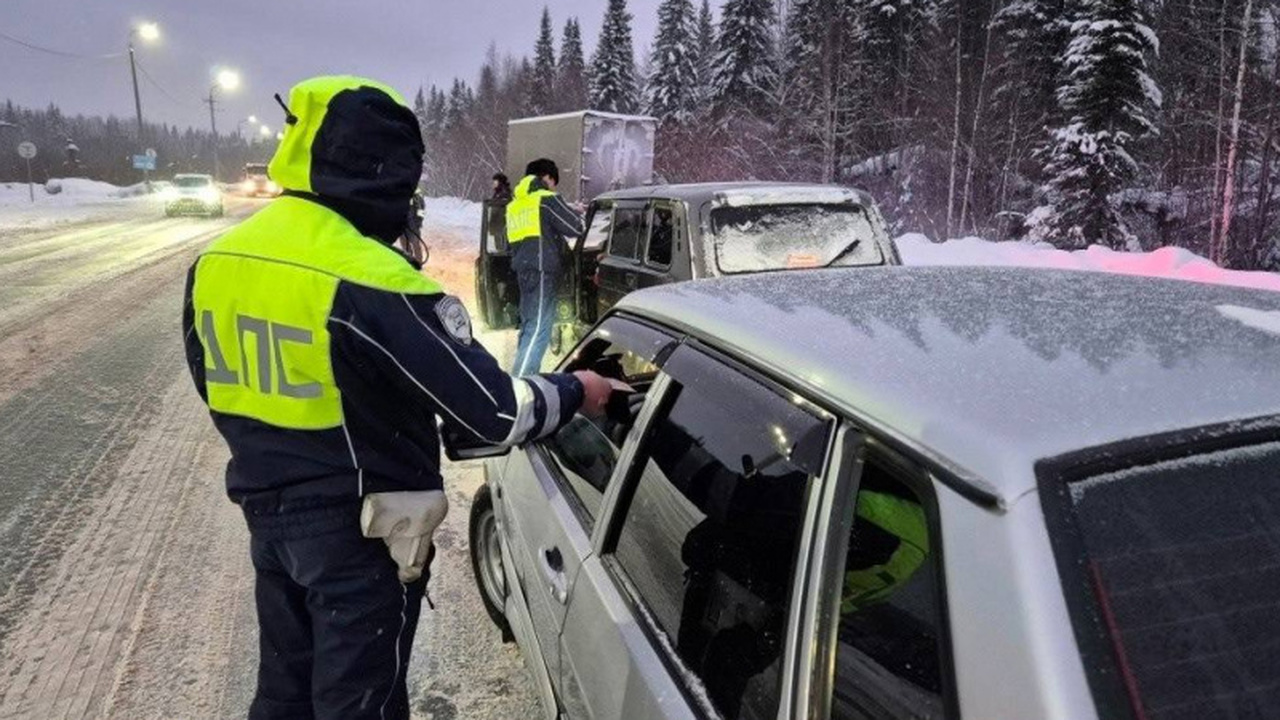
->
<box><xmin>616</xmin><ymin>266</ymin><xmax>1280</xmax><ymax>502</ymax></box>
<box><xmin>596</xmin><ymin>181</ymin><xmax>877</xmax><ymax>209</ymax></box>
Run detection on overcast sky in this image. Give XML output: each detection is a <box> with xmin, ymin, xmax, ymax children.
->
<box><xmin>2</xmin><ymin>0</ymin><xmax>662</xmax><ymax>133</ymax></box>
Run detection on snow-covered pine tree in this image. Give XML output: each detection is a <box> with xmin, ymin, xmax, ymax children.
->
<box><xmin>693</xmin><ymin>0</ymin><xmax>717</xmax><ymax>108</ymax></box>
<box><xmin>531</xmin><ymin>7</ymin><xmax>558</xmax><ymax>115</ymax></box>
<box><xmin>712</xmin><ymin>0</ymin><xmax>778</xmax><ymax>115</ymax></box>
<box><xmin>647</xmin><ymin>0</ymin><xmax>700</xmax><ymax>123</ymax></box>
<box><xmin>1040</xmin><ymin>0</ymin><xmax>1161</xmax><ymax>250</ymax></box>
<box><xmin>556</xmin><ymin>18</ymin><xmax>590</xmax><ymax>112</ymax></box>
<box><xmin>591</xmin><ymin>0</ymin><xmax>640</xmax><ymax>113</ymax></box>
<box><xmin>412</xmin><ymin>86</ymin><xmax>429</xmax><ymax>135</ymax></box>
<box><xmin>991</xmin><ymin>0</ymin><xmax>1069</xmax><ymax>184</ymax></box>
<box><xmin>424</xmin><ymin>86</ymin><xmax>447</xmax><ymax>142</ymax></box>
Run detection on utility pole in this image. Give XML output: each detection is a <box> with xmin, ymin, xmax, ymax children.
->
<box><xmin>127</xmin><ymin>23</ymin><xmax>159</xmax><ymax>186</ymax></box>
<box><xmin>206</xmin><ymin>69</ymin><xmax>241</xmax><ymax>182</ymax></box>
<box><xmin>207</xmin><ymin>89</ymin><xmax>220</xmax><ymax>180</ymax></box>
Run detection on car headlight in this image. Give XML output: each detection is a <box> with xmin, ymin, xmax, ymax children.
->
<box><xmin>242</xmin><ymin>180</ymin><xmax>254</xmax><ymax>193</ymax></box>
<box><xmin>200</xmin><ymin>188</ymin><xmax>221</xmax><ymax>203</ymax></box>
<box><xmin>266</xmin><ymin>181</ymin><xmax>279</xmax><ymax>193</ymax></box>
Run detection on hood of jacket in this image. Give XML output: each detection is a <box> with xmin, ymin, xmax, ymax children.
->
<box><xmin>268</xmin><ymin>76</ymin><xmax>423</xmax><ymax>241</ymax></box>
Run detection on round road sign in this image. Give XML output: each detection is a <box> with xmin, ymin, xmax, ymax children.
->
<box><xmin>17</xmin><ymin>141</ymin><xmax>37</xmax><ymax>160</ymax></box>
<box><xmin>145</xmin><ymin>147</ymin><xmax>157</xmax><ymax>158</ymax></box>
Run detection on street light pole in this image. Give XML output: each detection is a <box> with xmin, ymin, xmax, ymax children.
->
<box><xmin>205</xmin><ymin>69</ymin><xmax>240</xmax><ymax>182</ymax></box>
<box><xmin>207</xmin><ymin>86</ymin><xmax>220</xmax><ymax>180</ymax></box>
<box><xmin>127</xmin><ymin>23</ymin><xmax>159</xmax><ymax>186</ymax></box>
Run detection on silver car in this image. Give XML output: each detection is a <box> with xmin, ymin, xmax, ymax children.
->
<box><xmin>465</xmin><ymin>266</ymin><xmax>1280</xmax><ymax>720</ymax></box>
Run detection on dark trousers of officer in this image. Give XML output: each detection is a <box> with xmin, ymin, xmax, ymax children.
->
<box><xmin>512</xmin><ymin>238</ymin><xmax>561</xmax><ymax>376</ymax></box>
<box><xmin>243</xmin><ymin>498</ymin><xmax>428</xmax><ymax>720</ymax></box>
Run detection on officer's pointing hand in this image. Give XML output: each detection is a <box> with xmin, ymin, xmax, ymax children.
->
<box><xmin>573</xmin><ymin>371</ymin><xmax>612</xmax><ymax>419</ymax></box>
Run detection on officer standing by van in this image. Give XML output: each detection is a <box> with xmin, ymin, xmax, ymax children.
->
<box><xmin>506</xmin><ymin>158</ymin><xmax>585</xmax><ymax>375</ymax></box>
<box><xmin>182</xmin><ymin>76</ymin><xmax>611</xmax><ymax>720</ymax></box>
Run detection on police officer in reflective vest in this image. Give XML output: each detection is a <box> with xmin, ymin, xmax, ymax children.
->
<box><xmin>506</xmin><ymin>159</ymin><xmax>585</xmax><ymax>375</ymax></box>
<box><xmin>842</xmin><ymin>490</ymin><xmax>929</xmax><ymax>613</ymax></box>
<box><xmin>182</xmin><ymin>76</ymin><xmax>611</xmax><ymax>720</ymax></box>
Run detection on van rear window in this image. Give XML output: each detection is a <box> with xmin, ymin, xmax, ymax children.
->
<box><xmin>1058</xmin><ymin>442</ymin><xmax>1280</xmax><ymax>720</ymax></box>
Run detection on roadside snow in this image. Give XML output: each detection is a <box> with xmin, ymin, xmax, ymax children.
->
<box><xmin>896</xmin><ymin>233</ymin><xmax>1280</xmax><ymax>293</ymax></box>
<box><xmin>421</xmin><ymin>196</ymin><xmax>481</xmax><ymax>251</ymax></box>
<box><xmin>0</xmin><ymin>179</ymin><xmax>155</xmax><ymax>232</ymax></box>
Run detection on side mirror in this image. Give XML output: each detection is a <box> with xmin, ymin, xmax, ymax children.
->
<box><xmin>441</xmin><ymin>422</ymin><xmax>512</xmax><ymax>462</ymax></box>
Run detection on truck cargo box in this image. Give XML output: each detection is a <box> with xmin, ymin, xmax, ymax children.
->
<box><xmin>506</xmin><ymin>111</ymin><xmax>657</xmax><ymax>204</ymax></box>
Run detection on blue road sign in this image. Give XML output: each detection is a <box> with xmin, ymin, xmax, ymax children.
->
<box><xmin>132</xmin><ymin>154</ymin><xmax>156</xmax><ymax>171</ymax></box>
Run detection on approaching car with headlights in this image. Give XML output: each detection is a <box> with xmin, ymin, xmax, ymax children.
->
<box><xmin>462</xmin><ymin>266</ymin><xmax>1280</xmax><ymax>720</ymax></box>
<box><xmin>241</xmin><ymin>162</ymin><xmax>279</xmax><ymax>197</ymax></box>
<box><xmin>164</xmin><ymin>174</ymin><xmax>223</xmax><ymax>217</ymax></box>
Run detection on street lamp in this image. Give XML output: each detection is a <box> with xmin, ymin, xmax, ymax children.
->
<box><xmin>236</xmin><ymin>115</ymin><xmax>259</xmax><ymax>137</ymax></box>
<box><xmin>128</xmin><ymin>21</ymin><xmax>160</xmax><ymax>184</ymax></box>
<box><xmin>206</xmin><ymin>68</ymin><xmax>241</xmax><ymax>180</ymax></box>
<box><xmin>259</xmin><ymin>124</ymin><xmax>272</xmax><ymax>138</ymax></box>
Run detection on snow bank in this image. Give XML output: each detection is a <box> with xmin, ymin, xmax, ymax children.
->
<box><xmin>0</xmin><ymin>179</ymin><xmax>156</xmax><ymax>232</ymax></box>
<box><xmin>896</xmin><ymin>234</ymin><xmax>1280</xmax><ymax>293</ymax></box>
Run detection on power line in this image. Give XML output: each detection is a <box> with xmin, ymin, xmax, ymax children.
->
<box><xmin>133</xmin><ymin>57</ymin><xmax>199</xmax><ymax>110</ymax></box>
<box><xmin>0</xmin><ymin>31</ymin><xmax>124</xmax><ymax>60</ymax></box>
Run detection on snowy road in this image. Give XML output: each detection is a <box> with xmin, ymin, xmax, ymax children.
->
<box><xmin>0</xmin><ymin>199</ymin><xmax>539</xmax><ymax>719</ymax></box>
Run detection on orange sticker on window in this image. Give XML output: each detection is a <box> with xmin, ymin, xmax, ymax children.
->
<box><xmin>786</xmin><ymin>253</ymin><xmax>820</xmax><ymax>268</ymax></box>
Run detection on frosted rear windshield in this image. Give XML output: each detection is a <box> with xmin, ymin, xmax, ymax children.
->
<box><xmin>173</xmin><ymin>176</ymin><xmax>211</xmax><ymax>188</ymax></box>
<box><xmin>1059</xmin><ymin>442</ymin><xmax>1280</xmax><ymax>720</ymax></box>
<box><xmin>710</xmin><ymin>204</ymin><xmax>883</xmax><ymax>274</ymax></box>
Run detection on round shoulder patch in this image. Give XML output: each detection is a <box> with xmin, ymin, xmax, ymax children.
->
<box><xmin>435</xmin><ymin>295</ymin><xmax>473</xmax><ymax>346</ymax></box>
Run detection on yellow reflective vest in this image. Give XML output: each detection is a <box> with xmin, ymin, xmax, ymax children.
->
<box><xmin>506</xmin><ymin>175</ymin><xmax>556</xmax><ymax>244</ymax></box>
<box><xmin>191</xmin><ymin>196</ymin><xmax>441</xmax><ymax>431</ymax></box>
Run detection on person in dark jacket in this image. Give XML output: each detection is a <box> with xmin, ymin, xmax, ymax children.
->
<box><xmin>182</xmin><ymin>76</ymin><xmax>611</xmax><ymax>720</ymax></box>
<box><xmin>506</xmin><ymin>158</ymin><xmax>585</xmax><ymax>375</ymax></box>
<box><xmin>489</xmin><ymin>172</ymin><xmax>513</xmax><ymax>250</ymax></box>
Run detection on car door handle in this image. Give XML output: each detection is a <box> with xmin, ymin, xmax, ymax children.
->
<box><xmin>540</xmin><ymin>546</ymin><xmax>568</xmax><ymax>605</ymax></box>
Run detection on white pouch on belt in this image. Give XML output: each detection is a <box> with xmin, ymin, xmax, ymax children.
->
<box><xmin>360</xmin><ymin>490</ymin><xmax>449</xmax><ymax>583</ymax></box>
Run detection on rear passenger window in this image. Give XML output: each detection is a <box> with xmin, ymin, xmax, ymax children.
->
<box><xmin>608</xmin><ymin>207</ymin><xmax>645</xmax><ymax>260</ymax></box>
<box><xmin>832</xmin><ymin>455</ymin><xmax>947</xmax><ymax>720</ymax></box>
<box><xmin>610</xmin><ymin>347</ymin><xmax>832</xmax><ymax>720</ymax></box>
<box><xmin>647</xmin><ymin>205</ymin><xmax>674</xmax><ymax>267</ymax></box>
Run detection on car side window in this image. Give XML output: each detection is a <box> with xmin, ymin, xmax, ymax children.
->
<box><xmin>538</xmin><ymin>318</ymin><xmax>670</xmax><ymax>530</ymax></box>
<box><xmin>646</xmin><ymin>204</ymin><xmax>674</xmax><ymax>267</ymax></box>
<box><xmin>608</xmin><ymin>206</ymin><xmax>645</xmax><ymax>261</ymax></box>
<box><xmin>831</xmin><ymin>453</ymin><xmax>947</xmax><ymax>720</ymax></box>
<box><xmin>609</xmin><ymin>346</ymin><xmax>832</xmax><ymax>720</ymax></box>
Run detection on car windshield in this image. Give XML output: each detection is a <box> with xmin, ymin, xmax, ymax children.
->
<box><xmin>245</xmin><ymin>164</ymin><xmax>268</xmax><ymax>176</ymax></box>
<box><xmin>1056</xmin><ymin>441</ymin><xmax>1280</xmax><ymax>720</ymax></box>
<box><xmin>710</xmin><ymin>204</ymin><xmax>884</xmax><ymax>274</ymax></box>
<box><xmin>174</xmin><ymin>176</ymin><xmax>211</xmax><ymax>188</ymax></box>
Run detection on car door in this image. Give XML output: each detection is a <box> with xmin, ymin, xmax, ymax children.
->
<box><xmin>572</xmin><ymin>201</ymin><xmax>612</xmax><ymax>328</ymax></box>
<box><xmin>497</xmin><ymin>315</ymin><xmax>676</xmax><ymax>701</ymax></box>
<box><xmin>476</xmin><ymin>197</ymin><xmax>519</xmax><ymax>330</ymax></box>
<box><xmin>558</xmin><ymin>342</ymin><xmax>837</xmax><ymax>720</ymax></box>
<box><xmin>595</xmin><ymin>200</ymin><xmax>648</xmax><ymax>316</ymax></box>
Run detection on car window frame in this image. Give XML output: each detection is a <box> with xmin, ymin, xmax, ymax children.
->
<box><xmin>532</xmin><ymin>314</ymin><xmax>679</xmax><ymax>534</ymax></box>
<box><xmin>580</xmin><ymin>200</ymin><xmax>614</xmax><ymax>252</ymax></box>
<box><xmin>605</xmin><ymin>200</ymin><xmax>649</xmax><ymax>265</ymax></box>
<box><xmin>642</xmin><ymin>199</ymin><xmax>678</xmax><ymax>271</ymax></box>
<box><xmin>593</xmin><ymin>339</ymin><xmax>841</xmax><ymax>720</ymax></box>
<box><xmin>807</xmin><ymin>432</ymin><xmax>962</xmax><ymax>720</ymax></box>
<box><xmin>1034</xmin><ymin>414</ymin><xmax>1280</xmax><ymax>720</ymax></box>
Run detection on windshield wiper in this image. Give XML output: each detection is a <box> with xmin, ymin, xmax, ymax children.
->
<box><xmin>825</xmin><ymin>239</ymin><xmax>862</xmax><ymax>267</ymax></box>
